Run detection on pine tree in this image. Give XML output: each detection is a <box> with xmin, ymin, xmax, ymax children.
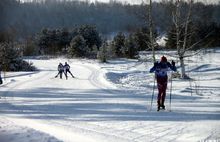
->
<box><xmin>112</xmin><ymin>32</ymin><xmax>125</xmax><ymax>57</ymax></box>
<box><xmin>97</xmin><ymin>40</ymin><xmax>108</xmax><ymax>63</ymax></box>
<box><xmin>35</xmin><ymin>28</ymin><xmax>50</xmax><ymax>55</ymax></box>
<box><xmin>0</xmin><ymin>42</ymin><xmax>35</xmax><ymax>71</ymax></box>
<box><xmin>77</xmin><ymin>25</ymin><xmax>102</xmax><ymax>50</ymax></box>
<box><xmin>123</xmin><ymin>35</ymin><xmax>138</xmax><ymax>59</ymax></box>
<box><xmin>67</xmin><ymin>35</ymin><xmax>87</xmax><ymax>57</ymax></box>
<box><xmin>133</xmin><ymin>28</ymin><xmax>149</xmax><ymax>51</ymax></box>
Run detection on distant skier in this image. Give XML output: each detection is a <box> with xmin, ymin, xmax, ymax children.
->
<box><xmin>64</xmin><ymin>62</ymin><xmax>75</xmax><ymax>79</ymax></box>
<box><xmin>150</xmin><ymin>56</ymin><xmax>176</xmax><ymax>111</ymax></box>
<box><xmin>55</xmin><ymin>63</ymin><xmax>64</xmax><ymax>79</ymax></box>
<box><xmin>0</xmin><ymin>64</ymin><xmax>3</xmax><ymax>84</ymax></box>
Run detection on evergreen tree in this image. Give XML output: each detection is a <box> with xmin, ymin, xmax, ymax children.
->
<box><xmin>67</xmin><ymin>35</ymin><xmax>87</xmax><ymax>57</ymax></box>
<box><xmin>23</xmin><ymin>36</ymin><xmax>39</xmax><ymax>56</ymax></box>
<box><xmin>108</xmin><ymin>41</ymin><xmax>117</xmax><ymax>58</ymax></box>
<box><xmin>47</xmin><ymin>29</ymin><xmax>59</xmax><ymax>54</ymax></box>
<box><xmin>59</xmin><ymin>28</ymin><xmax>71</xmax><ymax>53</ymax></box>
<box><xmin>97</xmin><ymin>40</ymin><xmax>108</xmax><ymax>63</ymax></box>
<box><xmin>0</xmin><ymin>43</ymin><xmax>20</xmax><ymax>71</ymax></box>
<box><xmin>165</xmin><ymin>23</ymin><xmax>196</xmax><ymax>49</ymax></box>
<box><xmin>132</xmin><ymin>27</ymin><xmax>157</xmax><ymax>51</ymax></box>
<box><xmin>166</xmin><ymin>22</ymin><xmax>220</xmax><ymax>49</ymax></box>
<box><xmin>197</xmin><ymin>22</ymin><xmax>220</xmax><ymax>48</ymax></box>
<box><xmin>123</xmin><ymin>35</ymin><xmax>138</xmax><ymax>59</ymax></box>
<box><xmin>165</xmin><ymin>26</ymin><xmax>177</xmax><ymax>49</ymax></box>
<box><xmin>0</xmin><ymin>42</ymin><xmax>35</xmax><ymax>71</ymax></box>
<box><xmin>133</xmin><ymin>27</ymin><xmax>149</xmax><ymax>51</ymax></box>
<box><xmin>77</xmin><ymin>25</ymin><xmax>102</xmax><ymax>50</ymax></box>
<box><xmin>35</xmin><ymin>28</ymin><xmax>50</xmax><ymax>54</ymax></box>
<box><xmin>112</xmin><ymin>32</ymin><xmax>125</xmax><ymax>57</ymax></box>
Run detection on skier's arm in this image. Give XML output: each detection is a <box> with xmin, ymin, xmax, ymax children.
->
<box><xmin>167</xmin><ymin>61</ymin><xmax>177</xmax><ymax>71</ymax></box>
<box><xmin>149</xmin><ymin>62</ymin><xmax>158</xmax><ymax>73</ymax></box>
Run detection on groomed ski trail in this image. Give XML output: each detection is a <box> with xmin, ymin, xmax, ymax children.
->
<box><xmin>1</xmin><ymin>59</ymin><xmax>219</xmax><ymax>142</ymax></box>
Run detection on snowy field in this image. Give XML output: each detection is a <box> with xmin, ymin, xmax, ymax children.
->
<box><xmin>0</xmin><ymin>49</ymin><xmax>220</xmax><ymax>142</ymax></box>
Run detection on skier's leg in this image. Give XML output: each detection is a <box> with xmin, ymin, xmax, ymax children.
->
<box><xmin>157</xmin><ymin>78</ymin><xmax>163</xmax><ymax>111</ymax></box>
<box><xmin>60</xmin><ymin>71</ymin><xmax>62</xmax><ymax>79</ymax></box>
<box><xmin>55</xmin><ymin>72</ymin><xmax>59</xmax><ymax>78</ymax></box>
<box><xmin>161</xmin><ymin>81</ymin><xmax>168</xmax><ymax>109</ymax></box>
<box><xmin>68</xmin><ymin>70</ymin><xmax>74</xmax><ymax>78</ymax></box>
<box><xmin>64</xmin><ymin>71</ymin><xmax>68</xmax><ymax>80</ymax></box>
<box><xmin>0</xmin><ymin>76</ymin><xmax>2</xmax><ymax>84</ymax></box>
<box><xmin>157</xmin><ymin>93</ymin><xmax>162</xmax><ymax>111</ymax></box>
<box><xmin>158</xmin><ymin>89</ymin><xmax>163</xmax><ymax>105</ymax></box>
<box><xmin>161</xmin><ymin>89</ymin><xmax>166</xmax><ymax>109</ymax></box>
<box><xmin>157</xmin><ymin>85</ymin><xmax>163</xmax><ymax>111</ymax></box>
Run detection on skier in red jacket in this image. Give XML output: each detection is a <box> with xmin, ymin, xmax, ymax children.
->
<box><xmin>150</xmin><ymin>56</ymin><xmax>176</xmax><ymax>111</ymax></box>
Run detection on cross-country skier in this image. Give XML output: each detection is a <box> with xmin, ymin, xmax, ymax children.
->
<box><xmin>64</xmin><ymin>62</ymin><xmax>75</xmax><ymax>79</ymax></box>
<box><xmin>150</xmin><ymin>56</ymin><xmax>176</xmax><ymax>111</ymax></box>
<box><xmin>55</xmin><ymin>63</ymin><xmax>64</xmax><ymax>79</ymax></box>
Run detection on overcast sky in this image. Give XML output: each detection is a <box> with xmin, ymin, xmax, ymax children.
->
<box><xmin>90</xmin><ymin>0</ymin><xmax>219</xmax><ymax>4</ymax></box>
<box><xmin>20</xmin><ymin>0</ymin><xmax>220</xmax><ymax>4</ymax></box>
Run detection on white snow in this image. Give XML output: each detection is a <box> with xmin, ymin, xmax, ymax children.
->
<box><xmin>156</xmin><ymin>35</ymin><xmax>167</xmax><ymax>47</ymax></box>
<box><xmin>0</xmin><ymin>50</ymin><xmax>220</xmax><ymax>142</ymax></box>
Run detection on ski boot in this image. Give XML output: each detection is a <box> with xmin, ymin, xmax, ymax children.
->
<box><xmin>157</xmin><ymin>106</ymin><xmax>160</xmax><ymax>111</ymax></box>
<box><xmin>161</xmin><ymin>105</ymin><xmax>166</xmax><ymax>110</ymax></box>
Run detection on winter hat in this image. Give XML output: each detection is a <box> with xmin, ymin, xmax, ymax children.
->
<box><xmin>161</xmin><ymin>56</ymin><xmax>167</xmax><ymax>62</ymax></box>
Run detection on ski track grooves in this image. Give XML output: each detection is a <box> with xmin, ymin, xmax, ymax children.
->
<box><xmin>1</xmin><ymin>62</ymin><xmax>201</xmax><ymax>142</ymax></box>
<box><xmin>0</xmin><ymin>71</ymin><xmax>49</xmax><ymax>112</ymax></box>
<box><xmin>67</xmin><ymin>63</ymin><xmax>187</xmax><ymax>142</ymax></box>
<box><xmin>1</xmin><ymin>63</ymin><xmax>137</xmax><ymax>142</ymax></box>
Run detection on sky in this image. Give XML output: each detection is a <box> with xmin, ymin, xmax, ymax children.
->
<box><xmin>20</xmin><ymin>0</ymin><xmax>220</xmax><ymax>5</ymax></box>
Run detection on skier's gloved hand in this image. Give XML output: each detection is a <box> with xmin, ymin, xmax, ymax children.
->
<box><xmin>172</xmin><ymin>60</ymin><xmax>175</xmax><ymax>66</ymax></box>
<box><xmin>154</xmin><ymin>61</ymin><xmax>158</xmax><ymax>66</ymax></box>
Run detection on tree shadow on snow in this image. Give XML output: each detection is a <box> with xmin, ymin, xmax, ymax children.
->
<box><xmin>0</xmin><ymin>87</ymin><xmax>219</xmax><ymax>122</ymax></box>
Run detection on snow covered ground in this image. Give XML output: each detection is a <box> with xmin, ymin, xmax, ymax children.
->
<box><xmin>0</xmin><ymin>49</ymin><xmax>220</xmax><ymax>142</ymax></box>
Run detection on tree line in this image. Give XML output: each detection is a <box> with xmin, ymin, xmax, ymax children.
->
<box><xmin>28</xmin><ymin>25</ymin><xmax>153</xmax><ymax>59</ymax></box>
<box><xmin>1</xmin><ymin>0</ymin><xmax>220</xmax><ymax>39</ymax></box>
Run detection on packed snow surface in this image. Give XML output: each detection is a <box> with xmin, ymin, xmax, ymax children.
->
<box><xmin>0</xmin><ymin>49</ymin><xmax>220</xmax><ymax>142</ymax></box>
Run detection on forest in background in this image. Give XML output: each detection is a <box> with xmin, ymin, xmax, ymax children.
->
<box><xmin>0</xmin><ymin>0</ymin><xmax>220</xmax><ymax>72</ymax></box>
<box><xmin>1</xmin><ymin>0</ymin><xmax>220</xmax><ymax>39</ymax></box>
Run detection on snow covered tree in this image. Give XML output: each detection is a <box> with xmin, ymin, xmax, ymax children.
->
<box><xmin>172</xmin><ymin>0</ymin><xmax>195</xmax><ymax>79</ymax></box>
<box><xmin>166</xmin><ymin>22</ymin><xmax>196</xmax><ymax>50</ymax></box>
<box><xmin>147</xmin><ymin>0</ymin><xmax>157</xmax><ymax>62</ymax></box>
<box><xmin>0</xmin><ymin>42</ymin><xmax>36</xmax><ymax>71</ymax></box>
<box><xmin>35</xmin><ymin>28</ymin><xmax>49</xmax><ymax>55</ymax></box>
<box><xmin>133</xmin><ymin>27</ymin><xmax>151</xmax><ymax>51</ymax></box>
<box><xmin>67</xmin><ymin>35</ymin><xmax>87</xmax><ymax>57</ymax></box>
<box><xmin>59</xmin><ymin>28</ymin><xmax>71</xmax><ymax>53</ymax></box>
<box><xmin>111</xmin><ymin>32</ymin><xmax>125</xmax><ymax>57</ymax></box>
<box><xmin>77</xmin><ymin>25</ymin><xmax>102</xmax><ymax>51</ymax></box>
<box><xmin>23</xmin><ymin>37</ymin><xmax>39</xmax><ymax>56</ymax></box>
<box><xmin>197</xmin><ymin>22</ymin><xmax>220</xmax><ymax>48</ymax></box>
<box><xmin>123</xmin><ymin>35</ymin><xmax>138</xmax><ymax>59</ymax></box>
<box><xmin>97</xmin><ymin>40</ymin><xmax>108</xmax><ymax>63</ymax></box>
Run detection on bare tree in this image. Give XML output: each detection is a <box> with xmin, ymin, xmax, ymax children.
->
<box><xmin>148</xmin><ymin>0</ymin><xmax>157</xmax><ymax>62</ymax></box>
<box><xmin>172</xmin><ymin>0</ymin><xmax>214</xmax><ymax>79</ymax></box>
<box><xmin>172</xmin><ymin>0</ymin><xmax>193</xmax><ymax>79</ymax></box>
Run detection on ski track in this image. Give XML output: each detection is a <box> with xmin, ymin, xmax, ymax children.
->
<box><xmin>1</xmin><ymin>62</ymin><xmax>138</xmax><ymax>142</ymax></box>
<box><xmin>1</xmin><ymin>58</ymin><xmax>220</xmax><ymax>142</ymax></box>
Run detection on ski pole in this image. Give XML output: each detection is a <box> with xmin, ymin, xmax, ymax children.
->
<box><xmin>150</xmin><ymin>74</ymin><xmax>156</xmax><ymax>111</ymax></box>
<box><xmin>169</xmin><ymin>71</ymin><xmax>173</xmax><ymax>112</ymax></box>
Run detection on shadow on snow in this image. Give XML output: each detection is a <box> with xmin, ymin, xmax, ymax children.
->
<box><xmin>0</xmin><ymin>87</ymin><xmax>219</xmax><ymax>122</ymax></box>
